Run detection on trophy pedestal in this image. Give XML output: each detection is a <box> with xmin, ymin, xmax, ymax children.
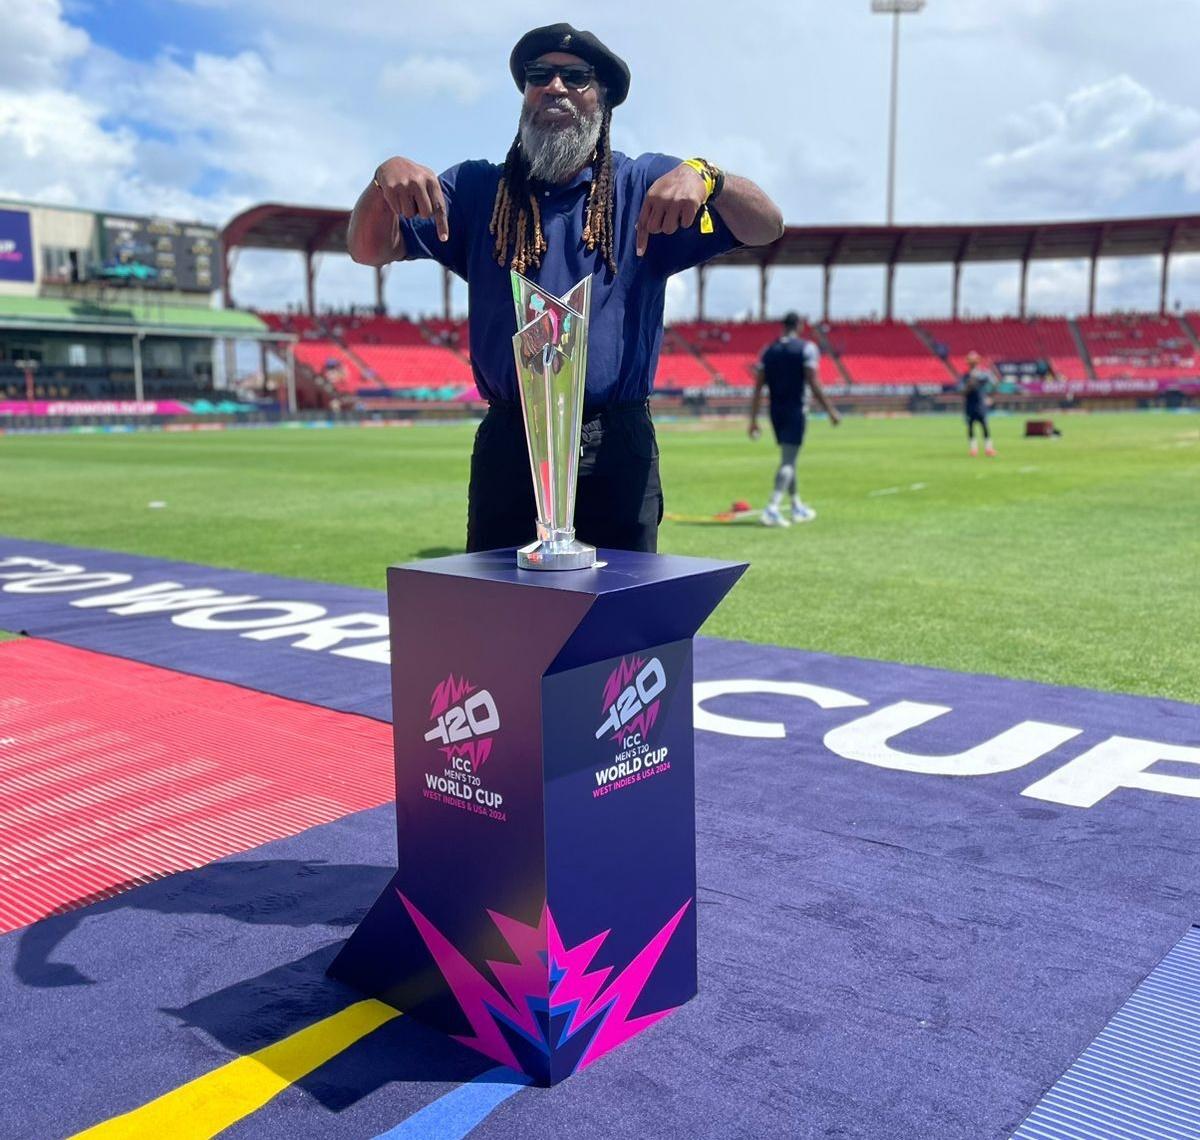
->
<box><xmin>327</xmin><ymin>547</ymin><xmax>746</xmax><ymax>1085</ymax></box>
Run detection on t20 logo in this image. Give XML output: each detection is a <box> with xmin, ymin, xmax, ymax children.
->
<box><xmin>595</xmin><ymin>656</ymin><xmax>666</xmax><ymax>741</ymax></box>
<box><xmin>424</xmin><ymin>690</ymin><xmax>499</xmax><ymax>745</ymax></box>
<box><xmin>425</xmin><ymin>675</ymin><xmax>500</xmax><ymax>770</ymax></box>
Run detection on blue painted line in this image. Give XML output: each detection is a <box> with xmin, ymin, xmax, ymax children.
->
<box><xmin>372</xmin><ymin>1067</ymin><xmax>533</xmax><ymax>1139</ymax></box>
<box><xmin>1012</xmin><ymin>925</ymin><xmax>1200</xmax><ymax>1140</ymax></box>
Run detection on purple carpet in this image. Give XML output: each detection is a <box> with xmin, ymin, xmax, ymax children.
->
<box><xmin>2</xmin><ymin>537</ymin><xmax>1199</xmax><ymax>1138</ymax></box>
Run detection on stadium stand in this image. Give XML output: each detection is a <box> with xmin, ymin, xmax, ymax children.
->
<box><xmin>257</xmin><ymin>312</ymin><xmax>474</xmax><ymax>395</ymax></box>
<box><xmin>1077</xmin><ymin>314</ymin><xmax>1197</xmax><ymax>379</ymax></box>
<box><xmin>918</xmin><ymin>317</ymin><xmax>1089</xmax><ymax>380</ymax></box>
<box><xmin>649</xmin><ymin>327</ymin><xmax>712</xmax><ymax>389</ymax></box>
<box><xmin>351</xmin><ymin>344</ymin><xmax>473</xmax><ymax>388</ymax></box>
<box><xmin>251</xmin><ymin>309</ymin><xmax>1200</xmax><ymax>413</ymax></box>
<box><xmin>669</xmin><ymin>321</ymin><xmax>843</xmax><ymax>386</ymax></box>
<box><xmin>340</xmin><ymin>317</ymin><xmax>426</xmax><ymax>345</ymax></box>
<box><xmin>291</xmin><ymin>342</ymin><xmax>366</xmax><ymax>393</ymax></box>
<box><xmin>257</xmin><ymin>311</ymin><xmax>320</xmax><ymax>338</ymax></box>
<box><xmin>821</xmin><ymin>320</ymin><xmax>948</xmax><ymax>385</ymax></box>
<box><xmin>671</xmin><ymin>321</ymin><xmax>768</xmax><ymax>385</ymax></box>
<box><xmin>219</xmin><ymin>207</ymin><xmax>1200</xmax><ymax>414</ymax></box>
<box><xmin>0</xmin><ymin>364</ymin><xmax>215</xmax><ymax>402</ymax></box>
<box><xmin>654</xmin><ymin>352</ymin><xmax>714</xmax><ymax>389</ymax></box>
<box><xmin>0</xmin><ymin>290</ymin><xmax>268</xmax><ymax>408</ymax></box>
<box><xmin>423</xmin><ymin>318</ymin><xmax>468</xmax><ymax>348</ymax></box>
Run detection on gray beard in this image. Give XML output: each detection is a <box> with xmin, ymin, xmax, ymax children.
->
<box><xmin>519</xmin><ymin>99</ymin><xmax>602</xmax><ymax>184</ymax></box>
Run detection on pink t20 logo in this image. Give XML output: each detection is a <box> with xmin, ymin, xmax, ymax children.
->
<box><xmin>424</xmin><ymin>675</ymin><xmax>500</xmax><ymax>770</ymax></box>
<box><xmin>595</xmin><ymin>656</ymin><xmax>666</xmax><ymax>742</ymax></box>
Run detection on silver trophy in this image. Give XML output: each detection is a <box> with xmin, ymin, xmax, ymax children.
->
<box><xmin>510</xmin><ymin>271</ymin><xmax>596</xmax><ymax>571</ymax></box>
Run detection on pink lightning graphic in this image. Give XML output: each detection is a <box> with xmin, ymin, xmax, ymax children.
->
<box><xmin>438</xmin><ymin>738</ymin><xmax>493</xmax><ymax>772</ymax></box>
<box><xmin>398</xmin><ymin>892</ymin><xmax>692</xmax><ymax>1076</ymax></box>
<box><xmin>429</xmin><ymin>674</ymin><xmax>475</xmax><ymax>719</ymax></box>
<box><xmin>427</xmin><ymin>674</ymin><xmax>498</xmax><ymax>769</ymax></box>
<box><xmin>600</xmin><ymin>656</ymin><xmax>644</xmax><ymax>711</ymax></box>
<box><xmin>621</xmin><ymin>700</ymin><xmax>660</xmax><ymax>744</ymax></box>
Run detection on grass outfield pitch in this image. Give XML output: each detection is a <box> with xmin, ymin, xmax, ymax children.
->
<box><xmin>3</xmin><ymin>411</ymin><xmax>1197</xmax><ymax>702</ymax></box>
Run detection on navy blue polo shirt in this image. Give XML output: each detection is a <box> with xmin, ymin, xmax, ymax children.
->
<box><xmin>760</xmin><ymin>336</ymin><xmax>820</xmax><ymax>415</ymax></box>
<box><xmin>961</xmin><ymin>367</ymin><xmax>992</xmax><ymax>414</ymax></box>
<box><xmin>398</xmin><ymin>152</ymin><xmax>741</xmax><ymax>406</ymax></box>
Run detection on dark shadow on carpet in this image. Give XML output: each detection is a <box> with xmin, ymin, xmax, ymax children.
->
<box><xmin>15</xmin><ymin>859</ymin><xmax>392</xmax><ymax>989</ymax></box>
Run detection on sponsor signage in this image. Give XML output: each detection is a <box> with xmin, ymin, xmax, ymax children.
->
<box><xmin>420</xmin><ymin>673</ymin><xmax>507</xmax><ymax>822</ymax></box>
<box><xmin>98</xmin><ymin>214</ymin><xmax>221</xmax><ymax>292</ymax></box>
<box><xmin>1023</xmin><ymin>378</ymin><xmax>1200</xmax><ymax>396</ymax></box>
<box><xmin>0</xmin><ymin>209</ymin><xmax>34</xmax><ymax>283</ymax></box>
<box><xmin>0</xmin><ymin>401</ymin><xmax>192</xmax><ymax>417</ymax></box>
<box><xmin>996</xmin><ymin>359</ymin><xmax>1050</xmax><ymax>378</ymax></box>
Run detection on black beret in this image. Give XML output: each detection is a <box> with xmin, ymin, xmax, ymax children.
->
<box><xmin>509</xmin><ymin>23</ymin><xmax>630</xmax><ymax>107</ymax></box>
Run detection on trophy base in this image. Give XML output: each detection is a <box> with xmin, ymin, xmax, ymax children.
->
<box><xmin>517</xmin><ymin>538</ymin><xmax>597</xmax><ymax>572</ymax></box>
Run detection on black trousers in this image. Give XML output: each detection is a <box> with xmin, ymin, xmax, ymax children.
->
<box><xmin>466</xmin><ymin>402</ymin><xmax>663</xmax><ymax>554</ymax></box>
<box><xmin>966</xmin><ymin>407</ymin><xmax>990</xmax><ymax>438</ymax></box>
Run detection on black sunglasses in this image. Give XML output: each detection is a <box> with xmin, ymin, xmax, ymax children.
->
<box><xmin>523</xmin><ymin>62</ymin><xmax>595</xmax><ymax>90</ymax></box>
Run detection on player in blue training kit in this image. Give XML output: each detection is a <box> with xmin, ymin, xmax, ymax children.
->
<box><xmin>749</xmin><ymin>312</ymin><xmax>841</xmax><ymax>527</ymax></box>
<box><xmin>962</xmin><ymin>350</ymin><xmax>997</xmax><ymax>457</ymax></box>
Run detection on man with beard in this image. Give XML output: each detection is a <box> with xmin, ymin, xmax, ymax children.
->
<box><xmin>348</xmin><ymin>23</ymin><xmax>783</xmax><ymax>553</ymax></box>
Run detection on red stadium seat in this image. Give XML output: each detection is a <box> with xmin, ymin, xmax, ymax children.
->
<box><xmin>257</xmin><ymin>311</ymin><xmax>321</xmax><ymax>338</ymax></box>
<box><xmin>340</xmin><ymin>317</ymin><xmax>427</xmax><ymax>346</ymax></box>
<box><xmin>821</xmin><ymin>321</ymin><xmax>947</xmax><ymax>385</ymax></box>
<box><xmin>919</xmin><ymin>317</ymin><xmax>1088</xmax><ymax>380</ymax></box>
<box><xmin>668</xmin><ymin>321</ymin><xmax>841</xmax><ymax>385</ymax></box>
<box><xmin>653</xmin><ymin>352</ymin><xmax>718</xmax><ymax>388</ymax></box>
<box><xmin>352</xmin><ymin>345</ymin><xmax>474</xmax><ymax>388</ymax></box>
<box><xmin>292</xmin><ymin>341</ymin><xmax>365</xmax><ymax>392</ymax></box>
<box><xmin>258</xmin><ymin>313</ymin><xmax>475</xmax><ymax>392</ymax></box>
<box><xmin>1077</xmin><ymin>314</ymin><xmax>1198</xmax><ymax>379</ymax></box>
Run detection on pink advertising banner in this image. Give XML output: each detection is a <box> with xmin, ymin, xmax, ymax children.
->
<box><xmin>0</xmin><ymin>401</ymin><xmax>192</xmax><ymax>417</ymax></box>
<box><xmin>1020</xmin><ymin>378</ymin><xmax>1200</xmax><ymax>396</ymax></box>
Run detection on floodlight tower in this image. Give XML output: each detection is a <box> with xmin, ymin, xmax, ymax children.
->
<box><xmin>872</xmin><ymin>0</ymin><xmax>925</xmax><ymax>225</ymax></box>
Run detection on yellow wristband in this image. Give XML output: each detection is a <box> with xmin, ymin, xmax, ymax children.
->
<box><xmin>682</xmin><ymin>158</ymin><xmax>715</xmax><ymax>200</ymax></box>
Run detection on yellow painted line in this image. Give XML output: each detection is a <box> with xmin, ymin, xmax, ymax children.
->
<box><xmin>72</xmin><ymin>999</ymin><xmax>401</xmax><ymax>1139</ymax></box>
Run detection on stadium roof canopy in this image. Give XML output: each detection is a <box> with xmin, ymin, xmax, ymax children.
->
<box><xmin>221</xmin><ymin>204</ymin><xmax>353</xmax><ymax>317</ymax></box>
<box><xmin>718</xmin><ymin>215</ymin><xmax>1200</xmax><ymax>268</ymax></box>
<box><xmin>223</xmin><ymin>204</ymin><xmax>350</xmax><ymax>257</ymax></box>
<box><xmin>222</xmin><ymin>204</ymin><xmax>1200</xmax><ymax>320</ymax></box>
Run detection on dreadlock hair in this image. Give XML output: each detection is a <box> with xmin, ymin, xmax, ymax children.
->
<box><xmin>490</xmin><ymin>105</ymin><xmax>616</xmax><ymax>277</ymax></box>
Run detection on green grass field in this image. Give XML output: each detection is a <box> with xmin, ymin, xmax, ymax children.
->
<box><xmin>3</xmin><ymin>411</ymin><xmax>1197</xmax><ymax>701</ymax></box>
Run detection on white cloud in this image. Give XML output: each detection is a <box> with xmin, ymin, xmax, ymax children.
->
<box><xmin>984</xmin><ymin>75</ymin><xmax>1200</xmax><ymax>212</ymax></box>
<box><xmin>0</xmin><ymin>88</ymin><xmax>136</xmax><ymax>205</ymax></box>
<box><xmin>0</xmin><ymin>0</ymin><xmax>88</xmax><ymax>90</ymax></box>
<box><xmin>379</xmin><ymin>57</ymin><xmax>487</xmax><ymax>105</ymax></box>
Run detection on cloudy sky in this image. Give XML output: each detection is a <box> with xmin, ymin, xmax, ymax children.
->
<box><xmin>3</xmin><ymin>0</ymin><xmax>1199</xmax><ymax>320</ymax></box>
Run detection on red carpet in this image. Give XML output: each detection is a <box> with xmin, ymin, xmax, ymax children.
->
<box><xmin>0</xmin><ymin>638</ymin><xmax>394</xmax><ymax>934</ymax></box>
